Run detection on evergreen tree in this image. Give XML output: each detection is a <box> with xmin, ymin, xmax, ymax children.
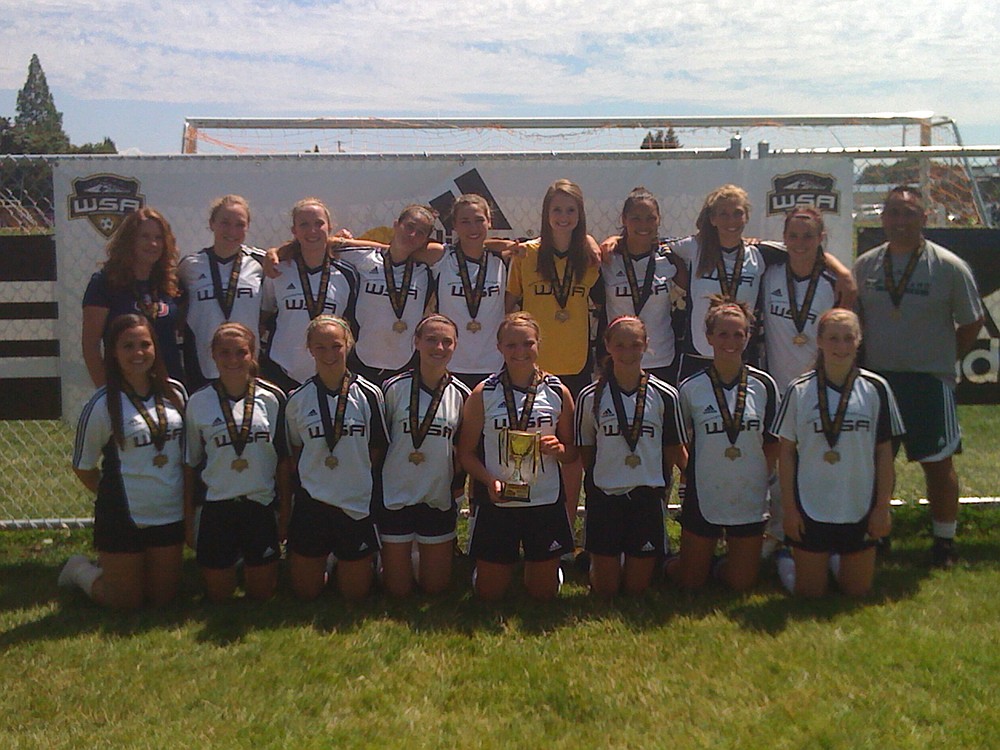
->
<box><xmin>8</xmin><ymin>54</ymin><xmax>70</xmax><ymax>154</ymax></box>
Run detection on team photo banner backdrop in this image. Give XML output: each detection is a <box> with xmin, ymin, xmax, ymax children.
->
<box><xmin>54</xmin><ymin>154</ymin><xmax>853</xmax><ymax>421</ymax></box>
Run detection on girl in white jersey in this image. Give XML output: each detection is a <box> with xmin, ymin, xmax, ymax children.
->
<box><xmin>668</xmin><ymin>298</ymin><xmax>780</xmax><ymax>591</ymax></box>
<box><xmin>380</xmin><ymin>315</ymin><xmax>471</xmax><ymax>596</ymax></box>
<box><xmin>62</xmin><ymin>314</ymin><xmax>187</xmax><ymax>609</ymax></box>
<box><xmin>773</xmin><ymin>309</ymin><xmax>902</xmax><ymax>597</ymax></box>
<box><xmin>458</xmin><ymin>312</ymin><xmax>578</xmax><ymax>601</ymax></box>
<box><xmin>598</xmin><ymin>188</ymin><xmax>688</xmax><ymax>384</ymax></box>
<box><xmin>576</xmin><ymin>316</ymin><xmax>687</xmax><ymax>597</ymax></box>
<box><xmin>283</xmin><ymin>315</ymin><xmax>389</xmax><ymax>601</ymax></box>
<box><xmin>260</xmin><ymin>198</ymin><xmax>359</xmax><ymax>392</ymax></box>
<box><xmin>179</xmin><ymin>195</ymin><xmax>265</xmax><ymax>391</ymax></box>
<box><xmin>432</xmin><ymin>195</ymin><xmax>506</xmax><ymax>389</ymax></box>
<box><xmin>184</xmin><ymin>323</ymin><xmax>289</xmax><ymax>602</ymax></box>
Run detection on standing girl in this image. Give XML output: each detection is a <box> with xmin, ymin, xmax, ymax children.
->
<box><xmin>184</xmin><ymin>323</ymin><xmax>288</xmax><ymax>602</ymax></box>
<box><xmin>62</xmin><ymin>314</ymin><xmax>187</xmax><ymax>609</ymax></box>
<box><xmin>260</xmin><ymin>198</ymin><xmax>359</xmax><ymax>392</ymax></box>
<box><xmin>283</xmin><ymin>315</ymin><xmax>388</xmax><ymax>601</ymax></box>
<box><xmin>179</xmin><ymin>195</ymin><xmax>266</xmax><ymax>391</ymax></box>
<box><xmin>458</xmin><ymin>312</ymin><xmax>578</xmax><ymax>601</ymax></box>
<box><xmin>576</xmin><ymin>317</ymin><xmax>687</xmax><ymax>597</ymax></box>
<box><xmin>668</xmin><ymin>298</ymin><xmax>780</xmax><ymax>591</ymax></box>
<box><xmin>82</xmin><ymin>208</ymin><xmax>183</xmax><ymax>385</ymax></box>
<box><xmin>380</xmin><ymin>315</ymin><xmax>470</xmax><ymax>596</ymax></box>
<box><xmin>773</xmin><ymin>309</ymin><xmax>903</xmax><ymax>597</ymax></box>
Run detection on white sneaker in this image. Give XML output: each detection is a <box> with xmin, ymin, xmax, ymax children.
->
<box><xmin>58</xmin><ymin>554</ymin><xmax>89</xmax><ymax>588</ymax></box>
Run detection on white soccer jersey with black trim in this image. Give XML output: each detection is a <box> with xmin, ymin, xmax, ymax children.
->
<box><xmin>678</xmin><ymin>365</ymin><xmax>778</xmax><ymax>526</ymax></box>
<box><xmin>73</xmin><ymin>380</ymin><xmax>187</xmax><ymax>526</ymax></box>
<box><xmin>260</xmin><ymin>257</ymin><xmax>359</xmax><ymax>385</ymax></box>
<box><xmin>761</xmin><ymin>259</ymin><xmax>839</xmax><ymax>391</ymax></box>
<box><xmin>178</xmin><ymin>246</ymin><xmax>265</xmax><ymax>381</ymax></box>
<box><xmin>430</xmin><ymin>245</ymin><xmax>505</xmax><ymax>374</ymax></box>
<box><xmin>479</xmin><ymin>371</ymin><xmax>566</xmax><ymax>508</ymax></box>
<box><xmin>672</xmin><ymin>236</ymin><xmax>766</xmax><ymax>358</ymax></box>
<box><xmin>576</xmin><ymin>374</ymin><xmax>686</xmax><ymax>494</ymax></box>
<box><xmin>283</xmin><ymin>374</ymin><xmax>388</xmax><ymax>519</ymax></box>
<box><xmin>185</xmin><ymin>379</ymin><xmax>286</xmax><ymax>505</ymax></box>
<box><xmin>600</xmin><ymin>249</ymin><xmax>681</xmax><ymax>369</ymax></box>
<box><xmin>381</xmin><ymin>371</ymin><xmax>470</xmax><ymax>511</ymax></box>
<box><xmin>337</xmin><ymin>247</ymin><xmax>432</xmax><ymax>371</ymax></box>
<box><xmin>774</xmin><ymin>368</ymin><xmax>904</xmax><ymax>524</ymax></box>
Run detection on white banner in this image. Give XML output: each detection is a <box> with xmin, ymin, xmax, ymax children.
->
<box><xmin>54</xmin><ymin>153</ymin><xmax>854</xmax><ymax>421</ymax></box>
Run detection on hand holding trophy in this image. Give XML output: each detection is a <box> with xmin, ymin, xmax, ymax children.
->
<box><xmin>498</xmin><ymin>427</ymin><xmax>541</xmax><ymax>502</ymax></box>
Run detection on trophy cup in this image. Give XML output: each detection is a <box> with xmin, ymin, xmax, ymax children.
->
<box><xmin>499</xmin><ymin>428</ymin><xmax>541</xmax><ymax>501</ymax></box>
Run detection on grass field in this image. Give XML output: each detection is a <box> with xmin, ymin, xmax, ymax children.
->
<box><xmin>1</xmin><ymin>406</ymin><xmax>999</xmax><ymax>748</ymax></box>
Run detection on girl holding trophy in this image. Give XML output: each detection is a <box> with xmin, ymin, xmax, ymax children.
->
<box><xmin>458</xmin><ymin>312</ymin><xmax>578</xmax><ymax>601</ymax></box>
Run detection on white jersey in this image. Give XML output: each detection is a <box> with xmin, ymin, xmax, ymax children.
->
<box><xmin>337</xmin><ymin>246</ymin><xmax>433</xmax><ymax>371</ymax></box>
<box><xmin>430</xmin><ymin>245</ymin><xmax>506</xmax><ymax>374</ymax></box>
<box><xmin>178</xmin><ymin>246</ymin><xmax>265</xmax><ymax>382</ymax></box>
<box><xmin>679</xmin><ymin>365</ymin><xmax>778</xmax><ymax>526</ymax></box>
<box><xmin>672</xmin><ymin>236</ymin><xmax>774</xmax><ymax>358</ymax></box>
<box><xmin>774</xmin><ymin>369</ymin><xmax>904</xmax><ymax>524</ymax></box>
<box><xmin>261</xmin><ymin>257</ymin><xmax>359</xmax><ymax>385</ymax></box>
<box><xmin>73</xmin><ymin>380</ymin><xmax>187</xmax><ymax>526</ymax></box>
<box><xmin>600</xmin><ymin>248</ymin><xmax>682</xmax><ymax>369</ymax></box>
<box><xmin>184</xmin><ymin>379</ymin><xmax>286</xmax><ymax>506</ymax></box>
<box><xmin>381</xmin><ymin>371</ymin><xmax>470</xmax><ymax>511</ymax></box>
<box><xmin>284</xmin><ymin>374</ymin><xmax>388</xmax><ymax>519</ymax></box>
<box><xmin>761</xmin><ymin>258</ymin><xmax>839</xmax><ymax>391</ymax></box>
<box><xmin>479</xmin><ymin>370</ymin><xmax>566</xmax><ymax>508</ymax></box>
<box><xmin>576</xmin><ymin>374</ymin><xmax>685</xmax><ymax>494</ymax></box>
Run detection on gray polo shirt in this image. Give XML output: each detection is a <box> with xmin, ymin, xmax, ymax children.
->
<box><xmin>853</xmin><ymin>239</ymin><xmax>983</xmax><ymax>386</ymax></box>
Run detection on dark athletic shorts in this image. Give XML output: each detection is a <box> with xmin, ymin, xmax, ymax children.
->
<box><xmin>93</xmin><ymin>493</ymin><xmax>183</xmax><ymax>554</ymax></box>
<box><xmin>377</xmin><ymin>501</ymin><xmax>457</xmax><ymax>545</ymax></box>
<box><xmin>196</xmin><ymin>498</ymin><xmax>280</xmax><ymax>569</ymax></box>
<box><xmin>287</xmin><ymin>489</ymin><xmax>378</xmax><ymax>561</ymax></box>
<box><xmin>584</xmin><ymin>482</ymin><xmax>666</xmax><ymax>558</ymax></box>
<box><xmin>467</xmin><ymin>500</ymin><xmax>574</xmax><ymax>564</ymax></box>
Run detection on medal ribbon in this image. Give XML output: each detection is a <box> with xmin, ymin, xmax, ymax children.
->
<box><xmin>622</xmin><ymin>251</ymin><xmax>657</xmax><ymax>315</ymax></box>
<box><xmin>295</xmin><ymin>252</ymin><xmax>333</xmax><ymax>320</ymax></box>
<box><xmin>708</xmin><ymin>365</ymin><xmax>749</xmax><ymax>447</ymax></box>
<box><xmin>882</xmin><ymin>244</ymin><xmax>923</xmax><ymax>311</ymax></box>
<box><xmin>550</xmin><ymin>252</ymin><xmax>575</xmax><ymax>311</ymax></box>
<box><xmin>408</xmin><ymin>370</ymin><xmax>452</xmax><ymax>451</ymax></box>
<box><xmin>500</xmin><ymin>367</ymin><xmax>541</xmax><ymax>431</ymax></box>
<box><xmin>785</xmin><ymin>252</ymin><xmax>825</xmax><ymax>336</ymax></box>
<box><xmin>124</xmin><ymin>387</ymin><xmax>168</xmax><ymax>453</ymax></box>
<box><xmin>213</xmin><ymin>379</ymin><xmax>256</xmax><ymax>458</ymax></box>
<box><xmin>815</xmin><ymin>366</ymin><xmax>859</xmax><ymax>451</ymax></box>
<box><xmin>715</xmin><ymin>246</ymin><xmax>745</xmax><ymax>300</ymax></box>
<box><xmin>384</xmin><ymin>252</ymin><xmax>415</xmax><ymax>324</ymax></box>
<box><xmin>608</xmin><ymin>373</ymin><xmax>649</xmax><ymax>454</ymax></box>
<box><xmin>455</xmin><ymin>246</ymin><xmax>489</xmax><ymax>321</ymax></box>
<box><xmin>315</xmin><ymin>373</ymin><xmax>352</xmax><ymax>455</ymax></box>
<box><xmin>208</xmin><ymin>248</ymin><xmax>244</xmax><ymax>320</ymax></box>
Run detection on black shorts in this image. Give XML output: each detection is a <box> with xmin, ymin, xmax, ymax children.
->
<box><xmin>880</xmin><ymin>371</ymin><xmax>958</xmax><ymax>462</ymax></box>
<box><xmin>678</xmin><ymin>495</ymin><xmax>766</xmax><ymax>540</ymax></box>
<box><xmin>93</xmin><ymin>492</ymin><xmax>183</xmax><ymax>554</ymax></box>
<box><xmin>378</xmin><ymin>502</ymin><xmax>457</xmax><ymax>545</ymax></box>
<box><xmin>196</xmin><ymin>498</ymin><xmax>281</xmax><ymax>569</ymax></box>
<box><xmin>786</xmin><ymin>507</ymin><xmax>876</xmax><ymax>555</ymax></box>
<box><xmin>287</xmin><ymin>489</ymin><xmax>379</xmax><ymax>561</ymax></box>
<box><xmin>467</xmin><ymin>500</ymin><xmax>574</xmax><ymax>564</ymax></box>
<box><xmin>584</xmin><ymin>483</ymin><xmax>666</xmax><ymax>558</ymax></box>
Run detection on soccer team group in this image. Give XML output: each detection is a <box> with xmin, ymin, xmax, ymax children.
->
<box><xmin>58</xmin><ymin>178</ymin><xmax>985</xmax><ymax>609</ymax></box>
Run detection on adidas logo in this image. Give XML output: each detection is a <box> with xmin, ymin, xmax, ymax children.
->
<box><xmin>601</xmin><ymin>408</ymin><xmax>614</xmax><ymax>417</ymax></box>
<box><xmin>641</xmin><ymin>541</ymin><xmax>655</xmax><ymax>552</ymax></box>
<box><xmin>548</xmin><ymin>540</ymin><xmax>562</xmax><ymax>552</ymax></box>
<box><xmin>198</xmin><ymin>273</ymin><xmax>207</xmax><ymax>280</ymax></box>
<box><xmin>616</xmin><ymin>270</ymin><xmax>625</xmax><ymax>277</ymax></box>
<box><xmin>212</xmin><ymin>417</ymin><xmax>224</xmax><ymax>426</ymax></box>
<box><xmin>772</xmin><ymin>288</ymin><xmax>783</xmax><ymax>297</ymax></box>
<box><xmin>286</xmin><ymin>283</ymin><xmax>297</xmax><ymax>290</ymax></box>
<box><xmin>359</xmin><ymin>542</ymin><xmax>369</xmax><ymax>551</ymax></box>
<box><xmin>307</xmin><ymin>409</ymin><xmax>318</xmax><ymax>416</ymax></box>
<box><xmin>704</xmin><ymin>405</ymin><xmax>717</xmax><ymax>414</ymax></box>
<box><xmin>263</xmin><ymin>547</ymin><xmax>275</xmax><ymax>557</ymax></box>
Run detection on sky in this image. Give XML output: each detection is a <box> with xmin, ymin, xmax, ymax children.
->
<box><xmin>2</xmin><ymin>0</ymin><xmax>999</xmax><ymax>154</ymax></box>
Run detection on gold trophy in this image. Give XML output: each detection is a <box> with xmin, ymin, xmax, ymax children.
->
<box><xmin>499</xmin><ymin>428</ymin><xmax>541</xmax><ymax>501</ymax></box>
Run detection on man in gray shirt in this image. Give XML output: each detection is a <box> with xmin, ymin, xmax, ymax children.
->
<box><xmin>854</xmin><ymin>186</ymin><xmax>984</xmax><ymax>567</ymax></box>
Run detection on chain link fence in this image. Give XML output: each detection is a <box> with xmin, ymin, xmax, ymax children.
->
<box><xmin>2</xmin><ymin>147</ymin><xmax>998</xmax><ymax>528</ymax></box>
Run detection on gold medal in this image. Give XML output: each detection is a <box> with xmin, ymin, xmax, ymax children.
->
<box><xmin>824</xmin><ymin>450</ymin><xmax>840</xmax><ymax>465</ymax></box>
<box><xmin>325</xmin><ymin>455</ymin><xmax>339</xmax><ymax>469</ymax></box>
<box><xmin>793</xmin><ymin>334</ymin><xmax>808</xmax><ymax>346</ymax></box>
<box><xmin>466</xmin><ymin>320</ymin><xmax>482</xmax><ymax>333</ymax></box>
<box><xmin>625</xmin><ymin>453</ymin><xmax>641</xmax><ymax>468</ymax></box>
<box><xmin>555</xmin><ymin>309</ymin><xmax>569</xmax><ymax>322</ymax></box>
<box><xmin>231</xmin><ymin>457</ymin><xmax>249</xmax><ymax>473</ymax></box>
<box><xmin>152</xmin><ymin>453</ymin><xmax>168</xmax><ymax>468</ymax></box>
<box><xmin>408</xmin><ymin>450</ymin><xmax>425</xmax><ymax>465</ymax></box>
<box><xmin>392</xmin><ymin>320</ymin><xmax>408</xmax><ymax>333</ymax></box>
<box><xmin>725</xmin><ymin>445</ymin><xmax>742</xmax><ymax>461</ymax></box>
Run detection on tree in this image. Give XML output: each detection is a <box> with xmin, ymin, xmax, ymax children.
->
<box><xmin>640</xmin><ymin>127</ymin><xmax>682</xmax><ymax>150</ymax></box>
<box><xmin>11</xmin><ymin>55</ymin><xmax>70</xmax><ymax>154</ymax></box>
